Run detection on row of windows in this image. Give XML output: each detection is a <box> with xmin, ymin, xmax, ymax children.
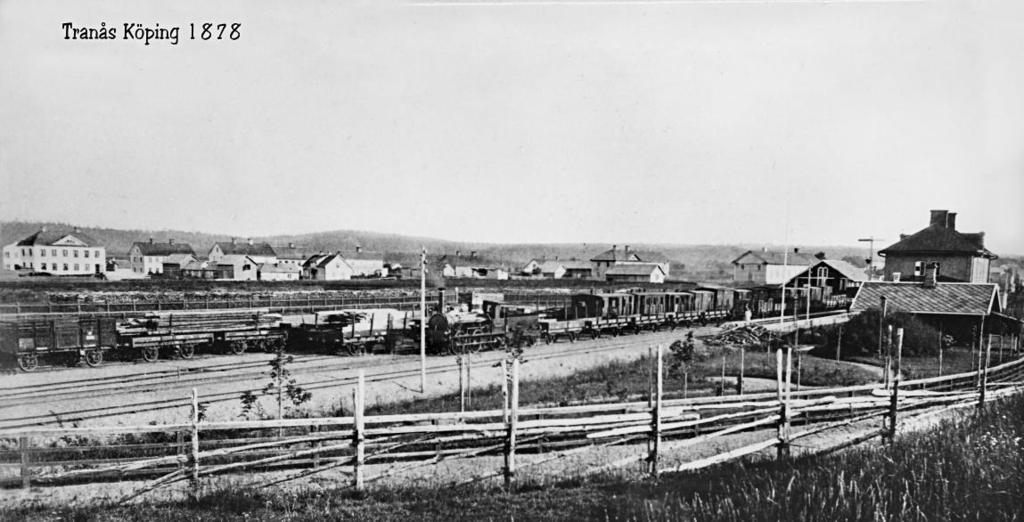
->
<box><xmin>13</xmin><ymin>248</ymin><xmax>102</xmax><ymax>258</ymax></box>
<box><xmin>21</xmin><ymin>262</ymin><xmax>99</xmax><ymax>272</ymax></box>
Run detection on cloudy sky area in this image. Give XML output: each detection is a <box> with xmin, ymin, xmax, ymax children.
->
<box><xmin>0</xmin><ymin>0</ymin><xmax>1021</xmax><ymax>253</ymax></box>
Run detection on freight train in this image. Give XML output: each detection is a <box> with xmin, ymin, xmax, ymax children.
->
<box><xmin>0</xmin><ymin>286</ymin><xmax>848</xmax><ymax>371</ymax></box>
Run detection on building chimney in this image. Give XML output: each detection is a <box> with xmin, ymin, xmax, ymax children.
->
<box><xmin>456</xmin><ymin>250</ymin><xmax>461</xmax><ymax>257</ymax></box>
<box><xmin>923</xmin><ymin>262</ymin><xmax>939</xmax><ymax>288</ymax></box>
<box><xmin>946</xmin><ymin>212</ymin><xmax>957</xmax><ymax>230</ymax></box>
<box><xmin>793</xmin><ymin>247</ymin><xmax>800</xmax><ymax>254</ymax></box>
<box><xmin>247</xmin><ymin>238</ymin><xmax>254</xmax><ymax>246</ymax></box>
<box><xmin>929</xmin><ymin>209</ymin><xmax>949</xmax><ymax>228</ymax></box>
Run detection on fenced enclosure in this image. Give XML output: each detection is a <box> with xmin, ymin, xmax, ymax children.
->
<box><xmin>2</xmin><ymin>330</ymin><xmax>1022</xmax><ymax>502</ymax></box>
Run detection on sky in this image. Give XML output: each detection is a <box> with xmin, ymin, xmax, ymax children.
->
<box><xmin>0</xmin><ymin>0</ymin><xmax>1021</xmax><ymax>254</ymax></box>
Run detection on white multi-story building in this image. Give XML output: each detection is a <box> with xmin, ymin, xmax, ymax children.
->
<box><xmin>208</xmin><ymin>239</ymin><xmax>277</xmax><ymax>265</ymax></box>
<box><xmin>2</xmin><ymin>227</ymin><xmax>106</xmax><ymax>275</ymax></box>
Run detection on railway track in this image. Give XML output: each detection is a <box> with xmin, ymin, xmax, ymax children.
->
<box><xmin>0</xmin><ymin>328</ymin><xmax>710</xmax><ymax>430</ymax></box>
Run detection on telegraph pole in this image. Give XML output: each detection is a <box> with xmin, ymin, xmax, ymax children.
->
<box><xmin>858</xmin><ymin>237</ymin><xmax>883</xmax><ymax>281</ymax></box>
<box><xmin>420</xmin><ymin>247</ymin><xmax>427</xmax><ymax>393</ymax></box>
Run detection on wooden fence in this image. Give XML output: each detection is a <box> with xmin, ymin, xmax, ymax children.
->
<box><xmin>2</xmin><ymin>332</ymin><xmax>1022</xmax><ymax>502</ymax></box>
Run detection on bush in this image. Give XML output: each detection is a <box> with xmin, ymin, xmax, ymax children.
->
<box><xmin>813</xmin><ymin>309</ymin><xmax>945</xmax><ymax>359</ymax></box>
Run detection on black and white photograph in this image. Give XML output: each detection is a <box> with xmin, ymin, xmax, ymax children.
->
<box><xmin>0</xmin><ymin>0</ymin><xmax>1022</xmax><ymax>520</ymax></box>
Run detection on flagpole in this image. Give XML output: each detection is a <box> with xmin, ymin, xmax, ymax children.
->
<box><xmin>420</xmin><ymin>247</ymin><xmax>427</xmax><ymax>393</ymax></box>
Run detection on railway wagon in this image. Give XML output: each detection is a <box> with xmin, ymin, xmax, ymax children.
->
<box><xmin>285</xmin><ymin>308</ymin><xmax>403</xmax><ymax>355</ymax></box>
<box><xmin>117</xmin><ymin>309</ymin><xmax>285</xmax><ymax>362</ymax></box>
<box><xmin>0</xmin><ymin>315</ymin><xmax>117</xmax><ymax>371</ymax></box>
<box><xmin>422</xmin><ymin>302</ymin><xmax>541</xmax><ymax>355</ymax></box>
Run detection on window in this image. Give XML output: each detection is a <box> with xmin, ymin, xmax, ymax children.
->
<box><xmin>892</xmin><ymin>272</ymin><xmax>901</xmax><ymax>282</ymax></box>
<box><xmin>74</xmin><ymin>250</ymin><xmax>79</xmax><ymax>258</ymax></box>
<box><xmin>913</xmin><ymin>261</ymin><xmax>923</xmax><ymax>277</ymax></box>
<box><xmin>63</xmin><ymin>264</ymin><xmax>68</xmax><ymax>271</ymax></box>
<box><xmin>85</xmin><ymin>250</ymin><xmax>90</xmax><ymax>258</ymax></box>
<box><xmin>63</xmin><ymin>249</ymin><xmax>68</xmax><ymax>257</ymax></box>
<box><xmin>41</xmin><ymin>249</ymin><xmax>46</xmax><ymax>257</ymax></box>
<box><xmin>95</xmin><ymin>250</ymin><xmax>100</xmax><ymax>258</ymax></box>
<box><xmin>51</xmin><ymin>249</ymin><xmax>56</xmax><ymax>256</ymax></box>
<box><xmin>74</xmin><ymin>263</ymin><xmax>79</xmax><ymax>271</ymax></box>
<box><xmin>816</xmin><ymin>267</ymin><xmax>828</xmax><ymax>285</ymax></box>
<box><xmin>41</xmin><ymin>263</ymin><xmax>47</xmax><ymax>270</ymax></box>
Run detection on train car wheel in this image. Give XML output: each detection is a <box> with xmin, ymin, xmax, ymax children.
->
<box><xmin>178</xmin><ymin>344</ymin><xmax>196</xmax><ymax>360</ymax></box>
<box><xmin>228</xmin><ymin>341</ymin><xmax>247</xmax><ymax>355</ymax></box>
<box><xmin>17</xmin><ymin>354</ymin><xmax>39</xmax><ymax>372</ymax></box>
<box><xmin>84</xmin><ymin>349</ymin><xmax>104</xmax><ymax>367</ymax></box>
<box><xmin>142</xmin><ymin>346</ymin><xmax>160</xmax><ymax>363</ymax></box>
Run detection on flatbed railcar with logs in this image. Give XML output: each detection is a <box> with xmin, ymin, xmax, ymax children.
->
<box><xmin>117</xmin><ymin>309</ymin><xmax>286</xmax><ymax>362</ymax></box>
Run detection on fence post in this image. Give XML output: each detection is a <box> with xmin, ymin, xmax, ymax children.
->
<box><xmin>887</xmin><ymin>328</ymin><xmax>903</xmax><ymax>444</ymax></box>
<box><xmin>938</xmin><ymin>325</ymin><xmax>944</xmax><ymax>377</ymax></box>
<box><xmin>458</xmin><ymin>356</ymin><xmax>466</xmax><ymax>413</ymax></box>
<box><xmin>353</xmin><ymin>370</ymin><xmax>365</xmax><ymax>491</ymax></box>
<box><xmin>19</xmin><ymin>436</ymin><xmax>30</xmax><ymax>489</ymax></box>
<box><xmin>737</xmin><ymin>346</ymin><xmax>745</xmax><ymax>395</ymax></box>
<box><xmin>501</xmin><ymin>360</ymin><xmax>509</xmax><ymax>425</ymax></box>
<box><xmin>775</xmin><ymin>348</ymin><xmax>788</xmax><ymax>460</ymax></box>
<box><xmin>190</xmin><ymin>388</ymin><xmax>200</xmax><ymax>501</ymax></box>
<box><xmin>504</xmin><ymin>358</ymin><xmax>520</xmax><ymax>490</ymax></box>
<box><xmin>466</xmin><ymin>353</ymin><xmax>472</xmax><ymax>408</ymax></box>
<box><xmin>979</xmin><ymin>335</ymin><xmax>992</xmax><ymax>411</ymax></box>
<box><xmin>649</xmin><ymin>345</ymin><xmax>663</xmax><ymax>478</ymax></box>
<box><xmin>884</xmin><ymin>324</ymin><xmax>893</xmax><ymax>389</ymax></box>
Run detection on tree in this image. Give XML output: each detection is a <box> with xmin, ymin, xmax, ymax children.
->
<box><xmin>668</xmin><ymin>331</ymin><xmax>698</xmax><ymax>397</ymax></box>
<box><xmin>239</xmin><ymin>344</ymin><xmax>312</xmax><ymax>420</ymax></box>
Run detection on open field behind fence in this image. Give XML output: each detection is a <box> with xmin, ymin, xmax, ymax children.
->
<box><xmin>1</xmin><ymin>331</ymin><xmax>1021</xmax><ymax>503</ymax></box>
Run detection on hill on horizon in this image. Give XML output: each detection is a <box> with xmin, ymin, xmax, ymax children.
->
<box><xmin>1</xmin><ymin>220</ymin><xmax>889</xmax><ymax>280</ymax></box>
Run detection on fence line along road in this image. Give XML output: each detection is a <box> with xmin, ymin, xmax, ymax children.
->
<box><xmin>2</xmin><ymin>332</ymin><xmax>1021</xmax><ymax>501</ymax></box>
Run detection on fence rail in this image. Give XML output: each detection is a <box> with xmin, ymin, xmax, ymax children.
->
<box><xmin>2</xmin><ymin>331</ymin><xmax>1022</xmax><ymax>501</ymax></box>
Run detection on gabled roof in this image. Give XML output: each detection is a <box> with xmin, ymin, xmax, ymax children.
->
<box><xmin>274</xmin><ymin>245</ymin><xmax>318</xmax><ymax>260</ymax></box>
<box><xmin>560</xmin><ymin>260</ymin><xmax>593</xmax><ymax>271</ymax></box>
<box><xmin>213</xmin><ymin>242</ymin><xmax>277</xmax><ymax>257</ymax></box>
<box><xmin>819</xmin><ymin>259</ymin><xmax>869</xmax><ymax>282</ymax></box>
<box><xmin>606</xmin><ymin>263</ymin><xmax>666</xmax><ymax>276</ymax></box>
<box><xmin>339</xmin><ymin>250</ymin><xmax>383</xmax><ymax>261</ymax></box>
<box><xmin>16</xmin><ymin>229</ymin><xmax>98</xmax><ymax>247</ymax></box>
<box><xmin>590</xmin><ymin>248</ymin><xmax>641</xmax><ymax>262</ymax></box>
<box><xmin>133</xmin><ymin>241</ymin><xmax>195</xmax><ymax>256</ymax></box>
<box><xmin>731</xmin><ymin>250</ymin><xmax>816</xmax><ymax>266</ymax></box>
<box><xmin>630</xmin><ymin>250</ymin><xmax>670</xmax><ymax>263</ymax></box>
<box><xmin>850</xmin><ymin>281</ymin><xmax>1000</xmax><ymax>316</ymax></box>
<box><xmin>314</xmin><ymin>254</ymin><xmax>353</xmax><ymax>270</ymax></box>
<box><xmin>879</xmin><ymin>225</ymin><xmax>996</xmax><ymax>259</ymax></box>
<box><xmin>217</xmin><ymin>254</ymin><xmax>258</xmax><ymax>265</ymax></box>
<box><xmin>163</xmin><ymin>253</ymin><xmax>197</xmax><ymax>266</ymax></box>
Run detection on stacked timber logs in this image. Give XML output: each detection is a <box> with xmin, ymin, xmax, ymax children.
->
<box><xmin>119</xmin><ymin>309</ymin><xmax>281</xmax><ymax>335</ymax></box>
<box><xmin>705</xmin><ymin>324</ymin><xmax>772</xmax><ymax>347</ymax></box>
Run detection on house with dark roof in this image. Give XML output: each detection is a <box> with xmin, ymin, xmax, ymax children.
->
<box><xmin>786</xmin><ymin>258</ymin><xmax>868</xmax><ymax>297</ymax></box>
<box><xmin>605</xmin><ymin>262</ymin><xmax>666</xmax><ymax>284</ymax></box>
<box><xmin>129</xmin><ymin>238</ymin><xmax>196</xmax><ymax>275</ymax></box>
<box><xmin>2</xmin><ymin>227</ymin><xmax>106</xmax><ymax>275</ymax></box>
<box><xmin>208</xmin><ymin>239</ymin><xmax>278</xmax><ymax>265</ymax></box>
<box><xmin>879</xmin><ymin>209</ymin><xmax>997</xmax><ymax>284</ymax></box>
<box><xmin>590</xmin><ymin>245</ymin><xmax>670</xmax><ymax>280</ymax></box>
<box><xmin>258</xmin><ymin>262</ymin><xmax>301</xmax><ymax>281</ymax></box>
<box><xmin>850</xmin><ymin>263</ymin><xmax>1019</xmax><ymax>346</ymax></box>
<box><xmin>731</xmin><ymin>248</ymin><xmax>816</xmax><ymax>285</ymax></box>
<box><xmin>274</xmin><ymin>243</ymin><xmax>319</xmax><ymax>270</ymax></box>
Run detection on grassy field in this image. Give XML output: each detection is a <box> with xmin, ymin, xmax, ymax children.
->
<box><xmin>6</xmin><ymin>388</ymin><xmax>1021</xmax><ymax>521</ymax></box>
<box><xmin>356</xmin><ymin>348</ymin><xmax>880</xmax><ymax>418</ymax></box>
<box><xmin>848</xmin><ymin>348</ymin><xmax>986</xmax><ymax>381</ymax></box>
